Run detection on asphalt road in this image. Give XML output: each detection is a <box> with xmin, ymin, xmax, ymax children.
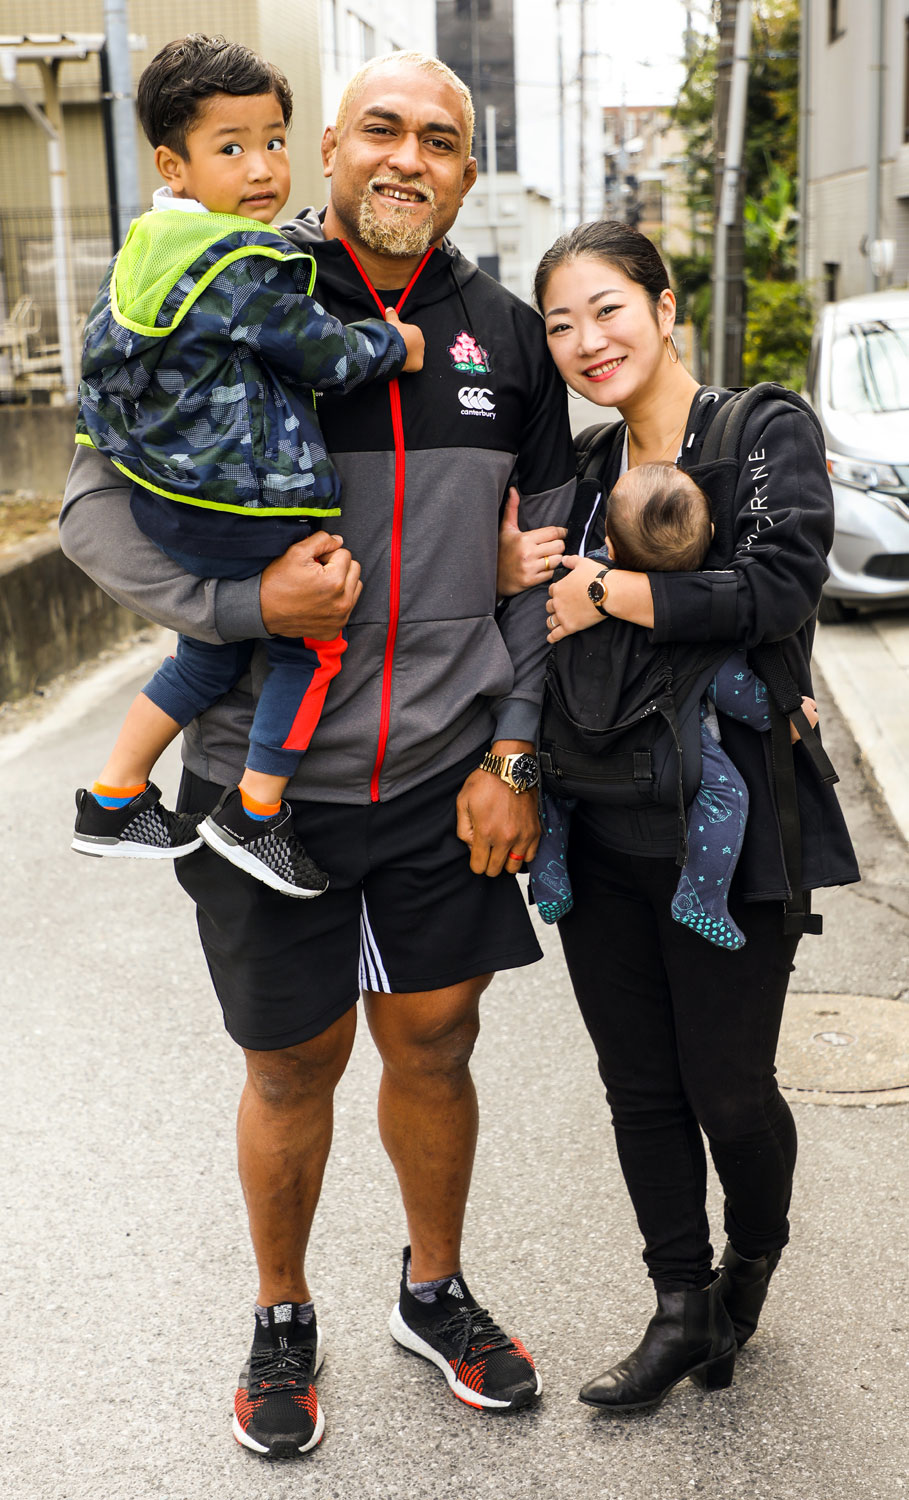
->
<box><xmin>2</xmin><ymin>630</ymin><xmax>907</xmax><ymax>1500</ymax></box>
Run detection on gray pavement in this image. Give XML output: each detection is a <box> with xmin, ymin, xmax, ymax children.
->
<box><xmin>2</xmin><ymin>625</ymin><xmax>908</xmax><ymax>1500</ymax></box>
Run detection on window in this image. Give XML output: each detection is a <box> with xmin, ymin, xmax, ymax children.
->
<box><xmin>828</xmin><ymin>0</ymin><xmax>845</xmax><ymax>44</ymax></box>
<box><xmin>829</xmin><ymin>318</ymin><xmax>909</xmax><ymax>414</ymax></box>
<box><xmin>824</xmin><ymin>261</ymin><xmax>840</xmax><ymax>304</ymax></box>
<box><xmin>348</xmin><ymin>13</ymin><xmax>376</xmax><ymax>66</ymax></box>
<box><xmin>324</xmin><ymin>0</ymin><xmax>342</xmax><ymax>67</ymax></box>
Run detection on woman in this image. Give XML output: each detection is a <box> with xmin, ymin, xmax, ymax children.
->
<box><xmin>507</xmin><ymin>221</ymin><xmax>859</xmax><ymax>1412</ymax></box>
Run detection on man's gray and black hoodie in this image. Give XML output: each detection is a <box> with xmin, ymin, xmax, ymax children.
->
<box><xmin>61</xmin><ymin>209</ymin><xmax>577</xmax><ymax>804</ymax></box>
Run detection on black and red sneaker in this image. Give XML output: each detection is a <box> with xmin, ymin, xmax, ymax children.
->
<box><xmin>388</xmin><ymin>1246</ymin><xmax>541</xmax><ymax>1411</ymax></box>
<box><xmin>233</xmin><ymin>1303</ymin><xmax>324</xmax><ymax>1458</ymax></box>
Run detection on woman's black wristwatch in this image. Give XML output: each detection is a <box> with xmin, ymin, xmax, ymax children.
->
<box><xmin>587</xmin><ymin>567</ymin><xmax>611</xmax><ymax>616</ymax></box>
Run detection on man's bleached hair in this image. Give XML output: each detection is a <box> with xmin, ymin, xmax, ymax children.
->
<box><xmin>334</xmin><ymin>51</ymin><xmax>475</xmax><ymax>156</ymax></box>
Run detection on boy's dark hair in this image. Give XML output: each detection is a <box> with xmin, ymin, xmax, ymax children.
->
<box><xmin>137</xmin><ymin>34</ymin><xmax>293</xmax><ymax>158</ymax></box>
<box><xmin>607</xmin><ymin>463</ymin><xmax>712</xmax><ymax>573</ymax></box>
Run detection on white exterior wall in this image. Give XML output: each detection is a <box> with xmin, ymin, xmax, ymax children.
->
<box><xmin>319</xmin><ymin>0</ymin><xmax>435</xmax><ymax>129</ymax></box>
<box><xmin>804</xmin><ymin>0</ymin><xmax>909</xmax><ymax>301</ymax></box>
<box><xmin>453</xmin><ymin>171</ymin><xmax>557</xmax><ymax>302</ymax></box>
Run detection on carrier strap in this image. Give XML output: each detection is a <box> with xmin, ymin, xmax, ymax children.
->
<box><xmin>563</xmin><ymin>391</ymin><xmax>836</xmax><ymax>935</ymax></box>
<box><xmin>749</xmin><ymin>641</ymin><xmax>838</xmax><ymax>787</ymax></box>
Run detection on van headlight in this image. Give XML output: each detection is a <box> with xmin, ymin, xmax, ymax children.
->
<box><xmin>826</xmin><ymin>454</ymin><xmax>902</xmax><ymax>490</ymax></box>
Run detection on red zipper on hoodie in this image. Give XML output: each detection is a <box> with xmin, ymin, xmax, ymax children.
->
<box><xmin>341</xmin><ymin>240</ymin><xmax>435</xmax><ymax>802</ymax></box>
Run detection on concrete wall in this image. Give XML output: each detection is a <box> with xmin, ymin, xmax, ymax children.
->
<box><xmin>0</xmin><ymin>404</ymin><xmax>77</xmax><ymax>495</ymax></box>
<box><xmin>0</xmin><ymin>530</ymin><xmax>146</xmax><ymax>701</ymax></box>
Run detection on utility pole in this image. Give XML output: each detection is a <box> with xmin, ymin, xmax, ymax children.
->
<box><xmin>486</xmin><ymin>103</ymin><xmax>500</xmax><ymax>277</ymax></box>
<box><xmin>578</xmin><ymin>0</ymin><xmax>588</xmax><ymax>224</ymax></box>
<box><xmin>711</xmin><ymin>0</ymin><xmax>751</xmax><ymax>387</ymax></box>
<box><xmin>102</xmin><ymin>0</ymin><xmax>141</xmax><ymax>247</ymax></box>
<box><xmin>556</xmin><ymin>0</ymin><xmax>567</xmax><ymax>231</ymax></box>
<box><xmin>797</xmin><ymin>0</ymin><xmax>810</xmax><ymax>282</ymax></box>
<box><xmin>867</xmin><ymin>0</ymin><xmax>885</xmax><ymax>292</ymax></box>
<box><xmin>35</xmin><ymin>59</ymin><xmax>79</xmax><ymax>402</ymax></box>
<box><xmin>469</xmin><ymin>0</ymin><xmax>483</xmax><ymax>167</ymax></box>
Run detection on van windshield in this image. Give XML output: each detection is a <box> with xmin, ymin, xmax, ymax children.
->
<box><xmin>829</xmin><ymin>318</ymin><xmax>909</xmax><ymax>413</ymax></box>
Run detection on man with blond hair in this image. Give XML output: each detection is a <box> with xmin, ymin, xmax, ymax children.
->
<box><xmin>61</xmin><ymin>43</ymin><xmax>574</xmax><ymax>1456</ymax></box>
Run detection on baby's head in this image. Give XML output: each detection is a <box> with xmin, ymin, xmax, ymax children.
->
<box><xmin>137</xmin><ymin>34</ymin><xmax>293</xmax><ymax>223</ymax></box>
<box><xmin>605</xmin><ymin>463</ymin><xmax>712</xmax><ymax>573</ymax></box>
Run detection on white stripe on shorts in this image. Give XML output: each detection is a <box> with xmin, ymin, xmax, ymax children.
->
<box><xmin>359</xmin><ymin>895</ymin><xmax>391</xmax><ymax>993</ymax></box>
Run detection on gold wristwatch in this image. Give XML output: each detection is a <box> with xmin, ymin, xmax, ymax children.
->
<box><xmin>587</xmin><ymin>567</ymin><xmax>611</xmax><ymax>616</ymax></box>
<box><xmin>478</xmin><ymin>750</ymin><xmax>540</xmax><ymax>794</ymax></box>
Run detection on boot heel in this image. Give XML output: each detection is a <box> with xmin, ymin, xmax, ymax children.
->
<box><xmin>690</xmin><ymin>1345</ymin><xmax>736</xmax><ymax>1391</ymax></box>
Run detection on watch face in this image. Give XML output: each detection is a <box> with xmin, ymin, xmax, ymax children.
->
<box><xmin>510</xmin><ymin>753</ymin><xmax>540</xmax><ymax>792</ymax></box>
<box><xmin>588</xmin><ymin>578</ymin><xmax>607</xmax><ymax>605</ymax></box>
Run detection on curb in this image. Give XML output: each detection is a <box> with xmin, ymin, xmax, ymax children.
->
<box><xmin>0</xmin><ymin>531</ymin><xmax>147</xmax><ymax>703</ymax></box>
<box><xmin>812</xmin><ymin>618</ymin><xmax>909</xmax><ymax>847</ymax></box>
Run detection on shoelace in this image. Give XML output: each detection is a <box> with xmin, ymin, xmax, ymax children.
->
<box><xmin>248</xmin><ymin>1343</ymin><xmax>315</xmax><ymax>1393</ymax></box>
<box><xmin>252</xmin><ymin>827</ymin><xmax>325</xmax><ymax>883</ymax></box>
<box><xmin>433</xmin><ymin>1305</ymin><xmax>515</xmax><ymax>1370</ymax></box>
<box><xmin>174</xmin><ymin>813</ymin><xmax>203</xmax><ymax>837</ymax></box>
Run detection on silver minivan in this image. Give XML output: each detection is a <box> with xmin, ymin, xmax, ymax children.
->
<box><xmin>803</xmin><ymin>289</ymin><xmax>909</xmax><ymax>620</ymax></box>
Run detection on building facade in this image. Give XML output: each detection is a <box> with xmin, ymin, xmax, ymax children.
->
<box><xmin>435</xmin><ymin>0</ymin><xmax>607</xmax><ymax>301</ymax></box>
<box><xmin>319</xmin><ymin>0</ymin><xmax>435</xmax><ymax>126</ymax></box>
<box><xmin>802</xmin><ymin>0</ymin><xmax>909</xmax><ymax>301</ymax></box>
<box><xmin>601</xmin><ymin>102</ymin><xmax>692</xmax><ymax>261</ymax></box>
<box><xmin>0</xmin><ymin>0</ymin><xmax>323</xmax><ymax>396</ymax></box>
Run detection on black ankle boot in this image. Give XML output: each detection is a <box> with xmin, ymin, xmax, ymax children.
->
<box><xmin>578</xmin><ymin>1276</ymin><xmax>736</xmax><ymax>1412</ymax></box>
<box><xmin>717</xmin><ymin>1242</ymin><xmax>781</xmax><ymax>1347</ymax></box>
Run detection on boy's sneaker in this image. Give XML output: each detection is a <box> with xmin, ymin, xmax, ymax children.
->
<box><xmin>71</xmin><ymin>783</ymin><xmax>202</xmax><ymax>859</ymax></box>
<box><xmin>197</xmin><ymin>788</ymin><xmax>328</xmax><ymax>899</ymax></box>
<box><xmin>388</xmin><ymin>1246</ymin><xmax>542</xmax><ymax>1411</ymax></box>
<box><xmin>233</xmin><ymin>1304</ymin><xmax>324</xmax><ymax>1458</ymax></box>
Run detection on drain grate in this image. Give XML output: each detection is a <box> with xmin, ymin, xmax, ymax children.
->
<box><xmin>777</xmin><ymin>992</ymin><xmax>909</xmax><ymax>1106</ymax></box>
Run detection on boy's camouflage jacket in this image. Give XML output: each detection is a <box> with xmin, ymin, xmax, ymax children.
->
<box><xmin>77</xmin><ymin>207</ymin><xmax>405</xmax><ymax>519</ymax></box>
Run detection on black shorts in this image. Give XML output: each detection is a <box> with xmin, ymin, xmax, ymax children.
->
<box><xmin>174</xmin><ymin>747</ymin><xmax>542</xmax><ymax>1050</ymax></box>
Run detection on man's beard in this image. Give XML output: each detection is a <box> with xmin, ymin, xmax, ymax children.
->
<box><xmin>357</xmin><ymin>178</ymin><xmax>436</xmax><ymax>257</ymax></box>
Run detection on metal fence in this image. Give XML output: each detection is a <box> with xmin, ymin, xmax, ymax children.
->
<box><xmin>0</xmin><ymin>205</ymin><xmax>113</xmax><ymax>402</ymax></box>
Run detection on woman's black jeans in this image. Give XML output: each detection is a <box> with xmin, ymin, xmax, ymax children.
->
<box><xmin>558</xmin><ymin>821</ymin><xmax>800</xmax><ymax>1292</ymax></box>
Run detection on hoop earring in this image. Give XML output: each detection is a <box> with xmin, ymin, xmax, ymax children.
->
<box><xmin>665</xmin><ymin>333</ymin><xmax>680</xmax><ymax>364</ymax></box>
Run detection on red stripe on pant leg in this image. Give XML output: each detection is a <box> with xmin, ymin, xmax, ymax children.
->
<box><xmin>281</xmin><ymin>633</ymin><xmax>348</xmax><ymax>753</ymax></box>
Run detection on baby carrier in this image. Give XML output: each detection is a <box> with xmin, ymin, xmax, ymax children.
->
<box><xmin>537</xmin><ymin>384</ymin><xmax>839</xmax><ymax>934</ymax></box>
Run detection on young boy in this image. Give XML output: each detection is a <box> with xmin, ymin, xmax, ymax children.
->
<box><xmin>72</xmin><ymin>34</ymin><xmax>424</xmax><ymax>897</ymax></box>
<box><xmin>531</xmin><ymin>462</ymin><xmax>818</xmax><ymax>949</ymax></box>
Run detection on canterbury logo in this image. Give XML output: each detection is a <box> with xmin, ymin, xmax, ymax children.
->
<box><xmin>458</xmin><ymin>386</ymin><xmax>496</xmax><ymax>415</ymax></box>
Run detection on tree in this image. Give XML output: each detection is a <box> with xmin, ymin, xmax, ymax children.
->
<box><xmin>672</xmin><ymin>0</ymin><xmax>800</xmax><ymax>216</ymax></box>
<box><xmin>669</xmin><ymin>0</ymin><xmax>809</xmax><ymax>384</ymax></box>
<box><xmin>744</xmin><ymin>160</ymin><xmax>799</xmax><ymax>280</ymax></box>
<box><xmin>743</xmin><ymin>279</ymin><xmax>814</xmax><ymax>386</ymax></box>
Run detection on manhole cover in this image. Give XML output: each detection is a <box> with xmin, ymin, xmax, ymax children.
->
<box><xmin>778</xmin><ymin>992</ymin><xmax>909</xmax><ymax>1106</ymax></box>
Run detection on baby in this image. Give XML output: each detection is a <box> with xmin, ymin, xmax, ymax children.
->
<box><xmin>531</xmin><ymin>462</ymin><xmax>816</xmax><ymax>950</ymax></box>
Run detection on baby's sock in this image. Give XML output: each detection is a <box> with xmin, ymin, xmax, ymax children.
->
<box><xmin>671</xmin><ymin>873</ymin><xmax>746</xmax><ymax>951</ymax></box>
<box><xmin>239</xmin><ymin>788</ymin><xmax>282</xmax><ymax>821</ymax></box>
<box><xmin>90</xmin><ymin>781</ymin><xmax>147</xmax><ymax>809</ymax></box>
<box><xmin>529</xmin><ymin>791</ymin><xmax>575</xmax><ymax>925</ymax></box>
